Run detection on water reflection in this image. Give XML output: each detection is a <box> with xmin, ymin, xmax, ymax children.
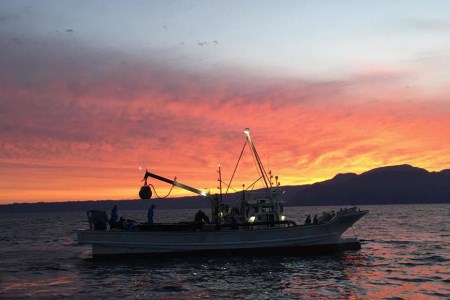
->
<box><xmin>75</xmin><ymin>251</ymin><xmax>374</xmax><ymax>299</ymax></box>
<box><xmin>1</xmin><ymin>205</ymin><xmax>449</xmax><ymax>299</ymax></box>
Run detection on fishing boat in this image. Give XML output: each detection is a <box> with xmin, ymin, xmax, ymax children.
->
<box><xmin>77</xmin><ymin>128</ymin><xmax>368</xmax><ymax>257</ymax></box>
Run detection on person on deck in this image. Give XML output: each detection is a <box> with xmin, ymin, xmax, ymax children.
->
<box><xmin>147</xmin><ymin>204</ymin><xmax>155</xmax><ymax>224</ymax></box>
<box><xmin>313</xmin><ymin>214</ymin><xmax>318</xmax><ymax>225</ymax></box>
<box><xmin>109</xmin><ymin>205</ymin><xmax>119</xmax><ymax>225</ymax></box>
<box><xmin>305</xmin><ymin>214</ymin><xmax>311</xmax><ymax>225</ymax></box>
<box><xmin>194</xmin><ymin>210</ymin><xmax>210</xmax><ymax>223</ymax></box>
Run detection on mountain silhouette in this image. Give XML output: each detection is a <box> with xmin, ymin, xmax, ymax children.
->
<box><xmin>284</xmin><ymin>164</ymin><xmax>450</xmax><ymax>206</ymax></box>
<box><xmin>1</xmin><ymin>164</ymin><xmax>449</xmax><ymax>213</ymax></box>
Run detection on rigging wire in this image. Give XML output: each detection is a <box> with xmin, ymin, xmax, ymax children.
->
<box><xmin>247</xmin><ymin>142</ymin><xmax>264</xmax><ymax>189</ymax></box>
<box><xmin>219</xmin><ymin>180</ymin><xmax>238</xmax><ymax>193</ymax></box>
<box><xmin>246</xmin><ymin>176</ymin><xmax>263</xmax><ymax>191</ymax></box>
<box><xmin>225</xmin><ymin>140</ymin><xmax>247</xmax><ymax>196</ymax></box>
<box><xmin>247</xmin><ymin>136</ymin><xmax>273</xmax><ymax>197</ymax></box>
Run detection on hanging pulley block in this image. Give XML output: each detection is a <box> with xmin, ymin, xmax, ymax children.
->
<box><xmin>139</xmin><ymin>185</ymin><xmax>152</xmax><ymax>199</ymax></box>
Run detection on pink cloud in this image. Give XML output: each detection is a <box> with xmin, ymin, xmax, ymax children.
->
<box><xmin>1</xmin><ymin>32</ymin><xmax>450</xmax><ymax>203</ymax></box>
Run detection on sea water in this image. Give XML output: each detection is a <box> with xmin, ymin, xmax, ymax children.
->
<box><xmin>0</xmin><ymin>204</ymin><xmax>449</xmax><ymax>299</ymax></box>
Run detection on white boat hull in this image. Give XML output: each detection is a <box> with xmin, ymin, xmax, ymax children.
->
<box><xmin>77</xmin><ymin>210</ymin><xmax>367</xmax><ymax>257</ymax></box>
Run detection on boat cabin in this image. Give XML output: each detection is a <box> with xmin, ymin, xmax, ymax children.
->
<box><xmin>243</xmin><ymin>192</ymin><xmax>285</xmax><ymax>224</ymax></box>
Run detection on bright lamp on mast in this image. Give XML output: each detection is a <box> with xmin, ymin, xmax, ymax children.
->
<box><xmin>244</xmin><ymin>128</ymin><xmax>250</xmax><ymax>138</ymax></box>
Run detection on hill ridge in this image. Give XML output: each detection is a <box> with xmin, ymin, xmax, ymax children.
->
<box><xmin>1</xmin><ymin>164</ymin><xmax>449</xmax><ymax>213</ymax></box>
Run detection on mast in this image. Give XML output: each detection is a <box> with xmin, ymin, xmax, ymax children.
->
<box><xmin>243</xmin><ymin>128</ymin><xmax>273</xmax><ymax>200</ymax></box>
<box><xmin>218</xmin><ymin>165</ymin><xmax>223</xmax><ymax>205</ymax></box>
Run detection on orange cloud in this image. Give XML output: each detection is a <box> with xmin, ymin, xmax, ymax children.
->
<box><xmin>1</xmin><ymin>33</ymin><xmax>450</xmax><ymax>203</ymax></box>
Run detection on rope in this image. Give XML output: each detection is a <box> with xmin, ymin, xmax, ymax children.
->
<box><xmin>149</xmin><ymin>183</ymin><xmax>175</xmax><ymax>199</ymax></box>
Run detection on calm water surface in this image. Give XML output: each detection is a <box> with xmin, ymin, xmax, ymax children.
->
<box><xmin>0</xmin><ymin>204</ymin><xmax>449</xmax><ymax>299</ymax></box>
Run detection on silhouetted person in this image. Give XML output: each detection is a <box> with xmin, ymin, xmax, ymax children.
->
<box><xmin>88</xmin><ymin>210</ymin><xmax>108</xmax><ymax>230</ymax></box>
<box><xmin>147</xmin><ymin>204</ymin><xmax>155</xmax><ymax>224</ymax></box>
<box><xmin>313</xmin><ymin>214</ymin><xmax>318</xmax><ymax>225</ymax></box>
<box><xmin>109</xmin><ymin>205</ymin><xmax>118</xmax><ymax>225</ymax></box>
<box><xmin>194</xmin><ymin>210</ymin><xmax>210</xmax><ymax>223</ymax></box>
<box><xmin>212</xmin><ymin>216</ymin><xmax>221</xmax><ymax>230</ymax></box>
<box><xmin>305</xmin><ymin>214</ymin><xmax>311</xmax><ymax>225</ymax></box>
<box><xmin>230</xmin><ymin>215</ymin><xmax>238</xmax><ymax>230</ymax></box>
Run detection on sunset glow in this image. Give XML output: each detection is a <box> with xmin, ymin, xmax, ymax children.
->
<box><xmin>1</xmin><ymin>1</ymin><xmax>450</xmax><ymax>203</ymax></box>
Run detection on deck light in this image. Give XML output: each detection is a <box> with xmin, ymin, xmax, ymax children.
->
<box><xmin>244</xmin><ymin>128</ymin><xmax>250</xmax><ymax>137</ymax></box>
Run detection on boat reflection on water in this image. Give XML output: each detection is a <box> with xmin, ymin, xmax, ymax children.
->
<box><xmin>79</xmin><ymin>251</ymin><xmax>371</xmax><ymax>299</ymax></box>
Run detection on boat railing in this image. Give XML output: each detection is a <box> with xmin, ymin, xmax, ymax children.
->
<box><xmin>336</xmin><ymin>206</ymin><xmax>359</xmax><ymax>215</ymax></box>
<box><xmin>213</xmin><ymin>220</ymin><xmax>297</xmax><ymax>231</ymax></box>
<box><xmin>133</xmin><ymin>220</ymin><xmax>297</xmax><ymax>232</ymax></box>
<box><xmin>315</xmin><ymin>211</ymin><xmax>335</xmax><ymax>224</ymax></box>
<box><xmin>316</xmin><ymin>206</ymin><xmax>364</xmax><ymax>225</ymax></box>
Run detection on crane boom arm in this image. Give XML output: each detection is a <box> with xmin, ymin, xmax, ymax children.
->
<box><xmin>144</xmin><ymin>171</ymin><xmax>208</xmax><ymax>197</ymax></box>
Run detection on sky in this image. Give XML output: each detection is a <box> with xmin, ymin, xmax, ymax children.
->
<box><xmin>1</xmin><ymin>0</ymin><xmax>450</xmax><ymax>204</ymax></box>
